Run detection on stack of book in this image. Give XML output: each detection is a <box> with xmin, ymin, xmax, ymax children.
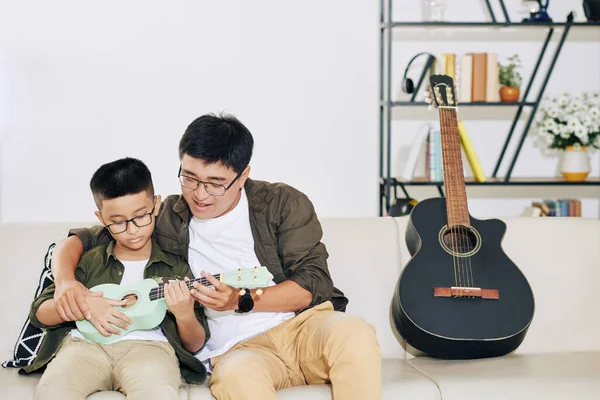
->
<box><xmin>437</xmin><ymin>52</ymin><xmax>501</xmax><ymax>103</ymax></box>
<box><xmin>524</xmin><ymin>199</ymin><xmax>583</xmax><ymax>217</ymax></box>
<box><xmin>400</xmin><ymin>121</ymin><xmax>485</xmax><ymax>183</ymax></box>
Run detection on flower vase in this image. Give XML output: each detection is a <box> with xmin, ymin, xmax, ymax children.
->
<box><xmin>560</xmin><ymin>146</ymin><xmax>591</xmax><ymax>181</ymax></box>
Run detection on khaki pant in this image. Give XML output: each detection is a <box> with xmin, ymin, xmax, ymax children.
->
<box><xmin>209</xmin><ymin>301</ymin><xmax>382</xmax><ymax>400</ymax></box>
<box><xmin>34</xmin><ymin>336</ymin><xmax>181</xmax><ymax>400</ymax></box>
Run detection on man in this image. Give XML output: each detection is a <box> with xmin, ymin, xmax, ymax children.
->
<box><xmin>51</xmin><ymin>113</ymin><xmax>382</xmax><ymax>399</ymax></box>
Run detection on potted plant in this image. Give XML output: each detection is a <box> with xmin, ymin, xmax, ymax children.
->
<box><xmin>535</xmin><ymin>92</ymin><xmax>600</xmax><ymax>181</ymax></box>
<box><xmin>497</xmin><ymin>54</ymin><xmax>523</xmax><ymax>103</ymax></box>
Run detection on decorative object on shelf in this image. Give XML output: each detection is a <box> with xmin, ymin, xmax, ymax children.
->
<box><xmin>522</xmin><ymin>0</ymin><xmax>552</xmax><ymax>22</ymax></box>
<box><xmin>498</xmin><ymin>54</ymin><xmax>523</xmax><ymax>103</ymax></box>
<box><xmin>535</xmin><ymin>92</ymin><xmax>600</xmax><ymax>181</ymax></box>
<box><xmin>421</xmin><ymin>0</ymin><xmax>446</xmax><ymax>22</ymax></box>
<box><xmin>583</xmin><ymin>0</ymin><xmax>600</xmax><ymax>22</ymax></box>
<box><xmin>402</xmin><ymin>53</ymin><xmax>437</xmax><ymax>96</ymax></box>
<box><xmin>560</xmin><ymin>145</ymin><xmax>591</xmax><ymax>181</ymax></box>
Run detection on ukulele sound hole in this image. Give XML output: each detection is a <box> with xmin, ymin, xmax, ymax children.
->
<box><xmin>439</xmin><ymin>225</ymin><xmax>481</xmax><ymax>257</ymax></box>
<box><xmin>121</xmin><ymin>293</ymin><xmax>139</xmax><ymax>309</ymax></box>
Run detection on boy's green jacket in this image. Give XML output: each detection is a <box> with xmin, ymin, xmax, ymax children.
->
<box><xmin>23</xmin><ymin>239</ymin><xmax>210</xmax><ymax>385</ymax></box>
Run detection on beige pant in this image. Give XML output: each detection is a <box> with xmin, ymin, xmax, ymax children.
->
<box><xmin>209</xmin><ymin>301</ymin><xmax>382</xmax><ymax>400</ymax></box>
<box><xmin>34</xmin><ymin>335</ymin><xmax>181</xmax><ymax>400</ymax></box>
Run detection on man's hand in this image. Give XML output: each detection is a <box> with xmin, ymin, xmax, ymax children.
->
<box><xmin>164</xmin><ymin>278</ymin><xmax>195</xmax><ymax>320</ymax></box>
<box><xmin>85</xmin><ymin>296</ymin><xmax>132</xmax><ymax>337</ymax></box>
<box><xmin>54</xmin><ymin>279</ymin><xmax>103</xmax><ymax>321</ymax></box>
<box><xmin>190</xmin><ymin>271</ymin><xmax>239</xmax><ymax>311</ymax></box>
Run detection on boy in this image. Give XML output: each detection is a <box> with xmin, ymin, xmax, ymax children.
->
<box><xmin>24</xmin><ymin>157</ymin><xmax>209</xmax><ymax>400</ymax></box>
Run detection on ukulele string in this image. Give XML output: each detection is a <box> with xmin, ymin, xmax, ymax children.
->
<box><xmin>149</xmin><ymin>274</ymin><xmax>221</xmax><ymax>300</ymax></box>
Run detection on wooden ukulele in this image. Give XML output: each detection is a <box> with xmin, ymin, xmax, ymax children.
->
<box><xmin>390</xmin><ymin>75</ymin><xmax>535</xmax><ymax>359</ymax></box>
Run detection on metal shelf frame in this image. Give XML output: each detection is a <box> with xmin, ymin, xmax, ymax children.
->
<box><xmin>378</xmin><ymin>0</ymin><xmax>600</xmax><ymax>216</ymax></box>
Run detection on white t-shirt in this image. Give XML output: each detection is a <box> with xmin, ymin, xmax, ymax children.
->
<box><xmin>71</xmin><ymin>258</ymin><xmax>168</xmax><ymax>343</ymax></box>
<box><xmin>188</xmin><ymin>189</ymin><xmax>294</xmax><ymax>371</ymax></box>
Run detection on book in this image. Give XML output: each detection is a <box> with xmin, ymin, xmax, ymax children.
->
<box><xmin>457</xmin><ymin>120</ymin><xmax>486</xmax><ymax>182</ymax></box>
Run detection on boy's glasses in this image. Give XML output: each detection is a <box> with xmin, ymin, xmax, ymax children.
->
<box><xmin>178</xmin><ymin>167</ymin><xmax>242</xmax><ymax>197</ymax></box>
<box><xmin>104</xmin><ymin>202</ymin><xmax>156</xmax><ymax>234</ymax></box>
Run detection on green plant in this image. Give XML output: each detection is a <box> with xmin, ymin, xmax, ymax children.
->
<box><xmin>498</xmin><ymin>54</ymin><xmax>523</xmax><ymax>88</ymax></box>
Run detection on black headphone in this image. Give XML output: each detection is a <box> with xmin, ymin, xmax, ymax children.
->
<box><xmin>402</xmin><ymin>52</ymin><xmax>437</xmax><ymax>94</ymax></box>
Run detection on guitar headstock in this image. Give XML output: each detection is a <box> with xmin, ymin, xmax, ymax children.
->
<box><xmin>426</xmin><ymin>74</ymin><xmax>458</xmax><ymax>109</ymax></box>
<box><xmin>221</xmin><ymin>266</ymin><xmax>273</xmax><ymax>289</ymax></box>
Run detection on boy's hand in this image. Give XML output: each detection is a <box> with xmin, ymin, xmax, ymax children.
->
<box><xmin>85</xmin><ymin>296</ymin><xmax>132</xmax><ymax>337</ymax></box>
<box><xmin>164</xmin><ymin>278</ymin><xmax>195</xmax><ymax>321</ymax></box>
<box><xmin>54</xmin><ymin>279</ymin><xmax>103</xmax><ymax>321</ymax></box>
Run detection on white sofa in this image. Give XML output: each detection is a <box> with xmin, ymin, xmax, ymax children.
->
<box><xmin>1</xmin><ymin>216</ymin><xmax>599</xmax><ymax>399</ymax></box>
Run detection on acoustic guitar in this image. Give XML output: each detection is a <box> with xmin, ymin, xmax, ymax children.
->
<box><xmin>390</xmin><ymin>75</ymin><xmax>535</xmax><ymax>359</ymax></box>
<box><xmin>76</xmin><ymin>266</ymin><xmax>273</xmax><ymax>344</ymax></box>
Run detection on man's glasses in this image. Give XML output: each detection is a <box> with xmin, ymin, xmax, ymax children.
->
<box><xmin>104</xmin><ymin>200</ymin><xmax>157</xmax><ymax>234</ymax></box>
<box><xmin>178</xmin><ymin>167</ymin><xmax>242</xmax><ymax>197</ymax></box>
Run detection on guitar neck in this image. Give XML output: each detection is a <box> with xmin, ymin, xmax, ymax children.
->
<box><xmin>149</xmin><ymin>274</ymin><xmax>221</xmax><ymax>300</ymax></box>
<box><xmin>439</xmin><ymin>107</ymin><xmax>470</xmax><ymax>227</ymax></box>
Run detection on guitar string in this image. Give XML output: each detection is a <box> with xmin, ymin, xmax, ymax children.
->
<box><xmin>451</xmin><ymin>109</ymin><xmax>474</xmax><ymax>288</ymax></box>
<box><xmin>440</xmin><ymin>105</ymin><xmax>460</xmax><ymax>289</ymax></box>
<box><xmin>447</xmin><ymin>107</ymin><xmax>473</xmax><ymax>288</ymax></box>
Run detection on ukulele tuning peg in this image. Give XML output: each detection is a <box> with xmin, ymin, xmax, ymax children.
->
<box><xmin>239</xmin><ymin>289</ymin><xmax>246</xmax><ymax>296</ymax></box>
<box><xmin>256</xmin><ymin>289</ymin><xmax>263</xmax><ymax>296</ymax></box>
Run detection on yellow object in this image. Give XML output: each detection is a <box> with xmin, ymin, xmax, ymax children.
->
<box><xmin>457</xmin><ymin>120</ymin><xmax>486</xmax><ymax>182</ymax></box>
<box><xmin>444</xmin><ymin>53</ymin><xmax>456</xmax><ymax>79</ymax></box>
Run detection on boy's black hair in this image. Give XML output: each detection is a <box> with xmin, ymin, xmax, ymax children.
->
<box><xmin>90</xmin><ymin>157</ymin><xmax>154</xmax><ymax>208</ymax></box>
<box><xmin>178</xmin><ymin>113</ymin><xmax>254</xmax><ymax>174</ymax></box>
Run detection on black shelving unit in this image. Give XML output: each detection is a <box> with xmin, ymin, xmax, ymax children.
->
<box><xmin>379</xmin><ymin>0</ymin><xmax>600</xmax><ymax>216</ymax></box>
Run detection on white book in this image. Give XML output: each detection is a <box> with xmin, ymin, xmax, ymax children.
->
<box><xmin>460</xmin><ymin>54</ymin><xmax>472</xmax><ymax>103</ymax></box>
<box><xmin>401</xmin><ymin>124</ymin><xmax>431</xmax><ymax>181</ymax></box>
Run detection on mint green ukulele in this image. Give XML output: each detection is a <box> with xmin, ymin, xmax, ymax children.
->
<box><xmin>75</xmin><ymin>266</ymin><xmax>273</xmax><ymax>344</ymax></box>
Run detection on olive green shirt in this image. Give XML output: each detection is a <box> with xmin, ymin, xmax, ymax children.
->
<box><xmin>69</xmin><ymin>178</ymin><xmax>349</xmax><ymax>312</ymax></box>
<box><xmin>24</xmin><ymin>239</ymin><xmax>210</xmax><ymax>384</ymax></box>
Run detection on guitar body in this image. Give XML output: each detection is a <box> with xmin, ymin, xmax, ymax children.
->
<box><xmin>391</xmin><ymin>197</ymin><xmax>535</xmax><ymax>359</ymax></box>
<box><xmin>76</xmin><ymin>279</ymin><xmax>167</xmax><ymax>345</ymax></box>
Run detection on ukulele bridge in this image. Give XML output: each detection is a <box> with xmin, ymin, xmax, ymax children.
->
<box><xmin>433</xmin><ymin>286</ymin><xmax>499</xmax><ymax>299</ymax></box>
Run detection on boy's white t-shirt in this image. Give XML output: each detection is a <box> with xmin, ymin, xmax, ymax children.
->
<box><xmin>70</xmin><ymin>258</ymin><xmax>168</xmax><ymax>343</ymax></box>
<box><xmin>189</xmin><ymin>189</ymin><xmax>294</xmax><ymax>371</ymax></box>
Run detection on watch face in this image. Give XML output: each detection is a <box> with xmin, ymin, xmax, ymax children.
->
<box><xmin>239</xmin><ymin>295</ymin><xmax>254</xmax><ymax>313</ymax></box>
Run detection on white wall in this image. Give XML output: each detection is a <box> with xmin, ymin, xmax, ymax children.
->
<box><xmin>0</xmin><ymin>0</ymin><xmax>598</xmax><ymax>222</ymax></box>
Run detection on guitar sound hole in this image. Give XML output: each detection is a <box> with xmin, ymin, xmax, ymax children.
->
<box><xmin>442</xmin><ymin>226</ymin><xmax>478</xmax><ymax>256</ymax></box>
<box><xmin>121</xmin><ymin>293</ymin><xmax>139</xmax><ymax>309</ymax></box>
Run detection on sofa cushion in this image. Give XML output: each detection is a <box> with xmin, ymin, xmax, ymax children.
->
<box><xmin>320</xmin><ymin>217</ymin><xmax>406</xmax><ymax>360</ymax></box>
<box><xmin>0</xmin><ymin>369</ymin><xmax>189</xmax><ymax>399</ymax></box>
<box><xmin>393</xmin><ymin>216</ymin><xmax>600</xmax><ymax>356</ymax></box>
<box><xmin>408</xmin><ymin>351</ymin><xmax>600</xmax><ymax>400</ymax></box>
<box><xmin>186</xmin><ymin>359</ymin><xmax>440</xmax><ymax>399</ymax></box>
<box><xmin>3</xmin><ymin>243</ymin><xmax>56</xmax><ymax>368</ymax></box>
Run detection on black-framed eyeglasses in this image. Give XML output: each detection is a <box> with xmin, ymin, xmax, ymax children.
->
<box><xmin>178</xmin><ymin>166</ymin><xmax>242</xmax><ymax>196</ymax></box>
<box><xmin>104</xmin><ymin>198</ymin><xmax>157</xmax><ymax>234</ymax></box>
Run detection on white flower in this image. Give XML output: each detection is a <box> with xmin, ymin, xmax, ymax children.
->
<box><xmin>545</xmin><ymin>134</ymin><xmax>555</xmax><ymax>145</ymax></box>
<box><xmin>567</xmin><ymin>118</ymin><xmax>580</xmax><ymax>129</ymax></box>
<box><xmin>543</xmin><ymin>119</ymin><xmax>557</xmax><ymax>131</ymax></box>
<box><xmin>568</xmin><ymin>100</ymin><xmax>583</xmax><ymax>114</ymax></box>
<box><xmin>589</xmin><ymin>107</ymin><xmax>600</xmax><ymax>121</ymax></box>
<box><xmin>548</xmin><ymin>107</ymin><xmax>560</xmax><ymax>119</ymax></box>
<box><xmin>575</xmin><ymin>125</ymin><xmax>588</xmax><ymax>142</ymax></box>
<box><xmin>559</xmin><ymin>95</ymin><xmax>570</xmax><ymax>107</ymax></box>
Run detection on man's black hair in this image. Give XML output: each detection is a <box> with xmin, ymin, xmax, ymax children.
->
<box><xmin>90</xmin><ymin>157</ymin><xmax>154</xmax><ymax>208</ymax></box>
<box><xmin>178</xmin><ymin>113</ymin><xmax>254</xmax><ymax>174</ymax></box>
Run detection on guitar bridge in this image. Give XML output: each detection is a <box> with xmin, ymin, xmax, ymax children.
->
<box><xmin>433</xmin><ymin>286</ymin><xmax>499</xmax><ymax>299</ymax></box>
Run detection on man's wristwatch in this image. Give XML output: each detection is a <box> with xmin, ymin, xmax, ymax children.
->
<box><xmin>235</xmin><ymin>288</ymin><xmax>254</xmax><ymax>313</ymax></box>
